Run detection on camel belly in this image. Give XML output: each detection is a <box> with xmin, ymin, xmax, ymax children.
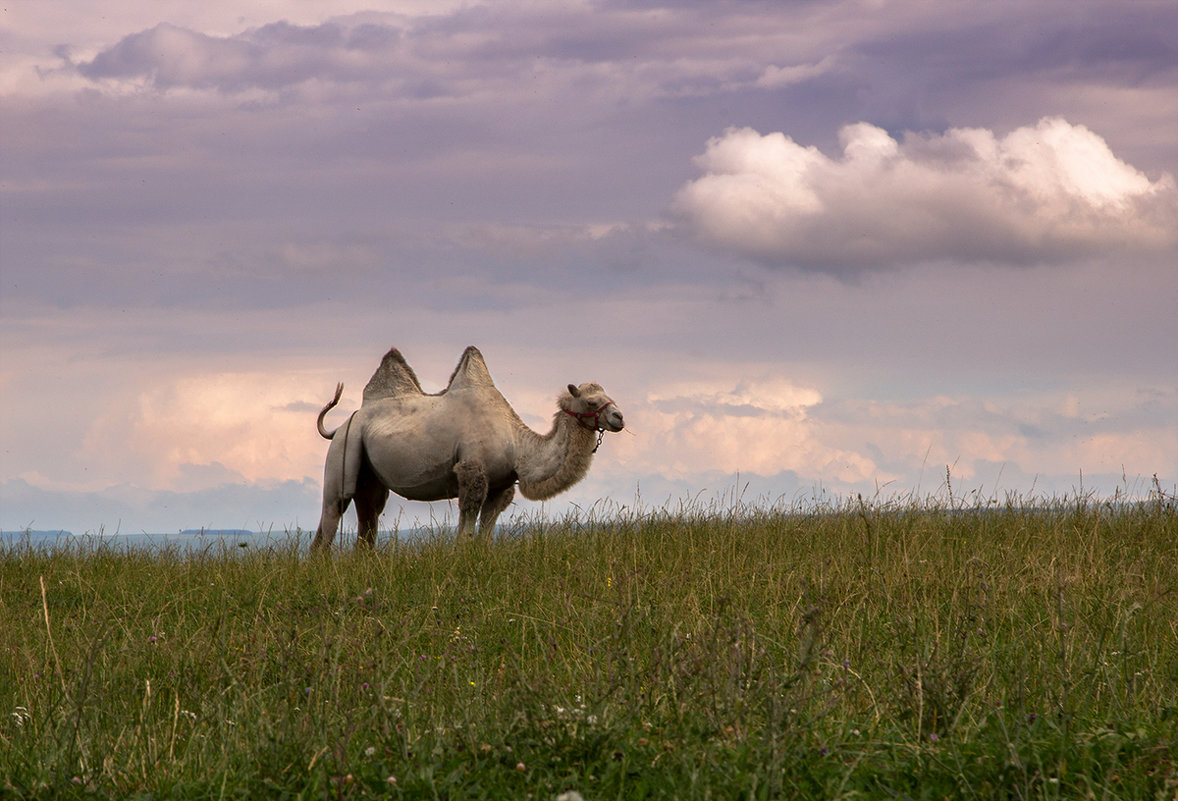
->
<box><xmin>359</xmin><ymin>424</ymin><xmax>514</xmax><ymax>501</ymax></box>
<box><xmin>355</xmin><ymin>396</ymin><xmax>517</xmax><ymax>501</ymax></box>
<box><xmin>388</xmin><ymin>474</ymin><xmax>460</xmax><ymax>502</ymax></box>
<box><xmin>360</xmin><ymin>430</ymin><xmax>461</xmax><ymax>500</ymax></box>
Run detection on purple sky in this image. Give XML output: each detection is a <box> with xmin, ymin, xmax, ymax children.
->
<box><xmin>3</xmin><ymin>0</ymin><xmax>1176</xmax><ymax>534</ymax></box>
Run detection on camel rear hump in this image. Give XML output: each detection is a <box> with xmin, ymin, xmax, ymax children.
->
<box><xmin>445</xmin><ymin>346</ymin><xmax>496</xmax><ymax>392</ymax></box>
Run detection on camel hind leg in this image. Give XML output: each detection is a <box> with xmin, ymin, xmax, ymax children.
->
<box><xmin>354</xmin><ymin>475</ymin><xmax>389</xmax><ymax>549</ymax></box>
<box><xmin>311</xmin><ymin>495</ymin><xmax>350</xmax><ymax>551</ymax></box>
<box><xmin>311</xmin><ymin>417</ymin><xmax>363</xmax><ymax>552</ymax></box>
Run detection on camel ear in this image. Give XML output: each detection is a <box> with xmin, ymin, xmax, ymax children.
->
<box><xmin>567</xmin><ymin>383</ymin><xmax>581</xmax><ymax>398</ymax></box>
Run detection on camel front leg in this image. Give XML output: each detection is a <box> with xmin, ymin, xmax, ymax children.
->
<box><xmin>479</xmin><ymin>485</ymin><xmax>515</xmax><ymax>537</ymax></box>
<box><xmin>454</xmin><ymin>460</ymin><xmax>488</xmax><ymax>537</ymax></box>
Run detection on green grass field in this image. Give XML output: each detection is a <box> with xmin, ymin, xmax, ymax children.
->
<box><xmin>2</xmin><ymin>494</ymin><xmax>1176</xmax><ymax>800</ymax></box>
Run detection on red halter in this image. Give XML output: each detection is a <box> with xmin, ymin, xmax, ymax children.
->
<box><xmin>564</xmin><ymin>401</ymin><xmax>614</xmax><ymax>432</ymax></box>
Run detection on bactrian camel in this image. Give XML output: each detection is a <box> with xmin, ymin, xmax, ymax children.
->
<box><xmin>311</xmin><ymin>346</ymin><xmax>624</xmax><ymax>550</ymax></box>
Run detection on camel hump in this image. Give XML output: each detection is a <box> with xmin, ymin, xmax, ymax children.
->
<box><xmin>363</xmin><ymin>347</ymin><xmax>425</xmax><ymax>402</ymax></box>
<box><xmin>446</xmin><ymin>346</ymin><xmax>496</xmax><ymax>392</ymax></box>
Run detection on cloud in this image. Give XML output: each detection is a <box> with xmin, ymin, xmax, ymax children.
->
<box><xmin>753</xmin><ymin>57</ymin><xmax>836</xmax><ymax>89</ymax></box>
<box><xmin>66</xmin><ymin>8</ymin><xmax>840</xmax><ymax>103</ymax></box>
<box><xmin>850</xmin><ymin>6</ymin><xmax>1178</xmax><ymax>92</ymax></box>
<box><xmin>807</xmin><ymin>388</ymin><xmax>1178</xmax><ymax>490</ymax></box>
<box><xmin>611</xmin><ymin>377</ymin><xmax>879</xmax><ymax>483</ymax></box>
<box><xmin>77</xmin><ymin>370</ymin><xmax>338</xmax><ymax>492</ymax></box>
<box><xmin>647</xmin><ymin>377</ymin><xmax>822</xmax><ymax>416</ymax></box>
<box><xmin>73</xmin><ymin>21</ymin><xmax>407</xmax><ymax>92</ymax></box>
<box><xmin>672</xmin><ymin>117</ymin><xmax>1178</xmax><ymax>269</ymax></box>
<box><xmin>606</xmin><ymin>370</ymin><xmax>1178</xmax><ymax>498</ymax></box>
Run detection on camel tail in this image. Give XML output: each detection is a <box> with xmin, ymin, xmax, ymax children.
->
<box><xmin>317</xmin><ymin>382</ymin><xmax>345</xmax><ymax>439</ymax></box>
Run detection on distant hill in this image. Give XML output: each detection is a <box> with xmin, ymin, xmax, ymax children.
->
<box><xmin>1</xmin><ymin>529</ymin><xmax>256</xmax><ymax>538</ymax></box>
<box><xmin>178</xmin><ymin>529</ymin><xmax>255</xmax><ymax>537</ymax></box>
<box><xmin>1</xmin><ymin>528</ymin><xmax>431</xmax><ymax>551</ymax></box>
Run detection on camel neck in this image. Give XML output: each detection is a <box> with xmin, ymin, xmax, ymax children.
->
<box><xmin>515</xmin><ymin>410</ymin><xmax>598</xmax><ymax>501</ymax></box>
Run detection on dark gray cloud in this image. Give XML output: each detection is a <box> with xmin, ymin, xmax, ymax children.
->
<box><xmin>851</xmin><ymin>5</ymin><xmax>1178</xmax><ymax>86</ymax></box>
<box><xmin>829</xmin><ymin>4</ymin><xmax>1178</xmax><ymax>172</ymax></box>
<box><xmin>76</xmin><ymin>21</ymin><xmax>407</xmax><ymax>91</ymax></box>
<box><xmin>68</xmin><ymin>3</ymin><xmax>845</xmax><ymax>99</ymax></box>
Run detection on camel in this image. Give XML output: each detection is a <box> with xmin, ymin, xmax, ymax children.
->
<box><xmin>310</xmin><ymin>346</ymin><xmax>625</xmax><ymax>550</ymax></box>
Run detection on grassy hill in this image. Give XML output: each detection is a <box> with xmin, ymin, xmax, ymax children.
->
<box><xmin>2</xmin><ymin>495</ymin><xmax>1175</xmax><ymax>799</ymax></box>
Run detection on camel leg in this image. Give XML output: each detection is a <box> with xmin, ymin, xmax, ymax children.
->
<box><xmin>311</xmin><ymin>496</ymin><xmax>349</xmax><ymax>552</ymax></box>
<box><xmin>354</xmin><ymin>477</ymin><xmax>389</xmax><ymax>549</ymax></box>
<box><xmin>311</xmin><ymin>421</ymin><xmax>360</xmax><ymax>553</ymax></box>
<box><xmin>454</xmin><ymin>460</ymin><xmax>488</xmax><ymax>537</ymax></box>
<box><xmin>478</xmin><ymin>485</ymin><xmax>515</xmax><ymax>537</ymax></box>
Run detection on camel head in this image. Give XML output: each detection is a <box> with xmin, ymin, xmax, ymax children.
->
<box><xmin>562</xmin><ymin>382</ymin><xmax>625</xmax><ymax>433</ymax></box>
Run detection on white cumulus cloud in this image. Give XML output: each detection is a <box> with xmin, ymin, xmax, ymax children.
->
<box><xmin>673</xmin><ymin>117</ymin><xmax>1177</xmax><ymax>269</ymax></box>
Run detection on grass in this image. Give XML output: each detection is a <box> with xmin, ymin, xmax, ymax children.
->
<box><xmin>1</xmin><ymin>491</ymin><xmax>1176</xmax><ymax>799</ymax></box>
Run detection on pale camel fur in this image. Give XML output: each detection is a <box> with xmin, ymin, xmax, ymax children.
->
<box><xmin>311</xmin><ymin>346</ymin><xmax>624</xmax><ymax>550</ymax></box>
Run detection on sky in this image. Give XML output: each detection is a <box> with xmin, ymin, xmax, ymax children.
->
<box><xmin>2</xmin><ymin>0</ymin><xmax>1176</xmax><ymax>536</ymax></box>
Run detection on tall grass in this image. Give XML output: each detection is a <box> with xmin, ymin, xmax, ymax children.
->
<box><xmin>2</xmin><ymin>493</ymin><xmax>1175</xmax><ymax>799</ymax></box>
